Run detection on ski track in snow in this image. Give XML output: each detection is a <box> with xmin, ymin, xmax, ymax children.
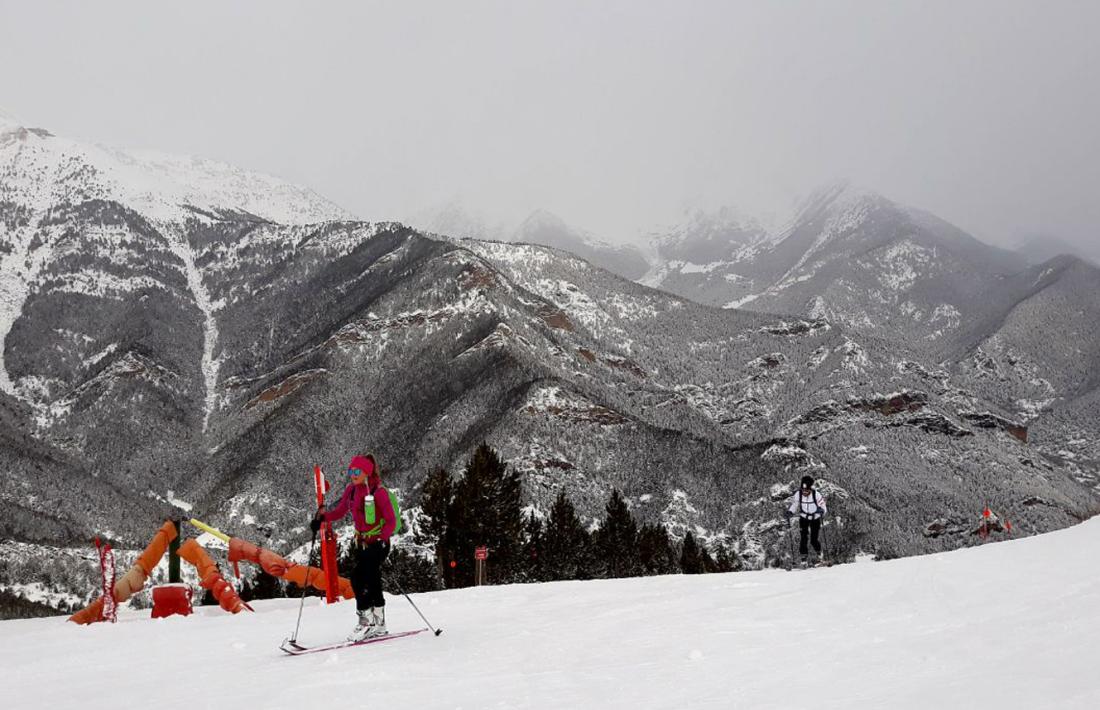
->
<box><xmin>3</xmin><ymin>519</ymin><xmax>1100</xmax><ymax>709</ymax></box>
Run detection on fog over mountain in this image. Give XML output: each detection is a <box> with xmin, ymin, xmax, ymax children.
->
<box><xmin>2</xmin><ymin>1</ymin><xmax>1097</xmax><ymax>256</ymax></box>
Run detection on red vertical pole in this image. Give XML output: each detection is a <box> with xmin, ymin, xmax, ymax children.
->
<box><xmin>95</xmin><ymin>537</ymin><xmax>118</xmax><ymax>622</ymax></box>
<box><xmin>314</xmin><ymin>465</ymin><xmax>341</xmax><ymax>604</ymax></box>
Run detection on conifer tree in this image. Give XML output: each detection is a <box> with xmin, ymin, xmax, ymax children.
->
<box><xmin>242</xmin><ymin>570</ymin><xmax>286</xmax><ymax>601</ymax></box>
<box><xmin>638</xmin><ymin>523</ymin><xmax>678</xmax><ymax>575</ymax></box>
<box><xmin>384</xmin><ymin>547</ymin><xmax>444</xmax><ymax>593</ymax></box>
<box><xmin>418</xmin><ymin>467</ymin><xmax>460</xmax><ymax>584</ymax></box>
<box><xmin>521</xmin><ymin>512</ymin><xmax>545</xmax><ymax>582</ymax></box>
<box><xmin>713</xmin><ymin>543</ymin><xmax>740</xmax><ymax>573</ymax></box>
<box><xmin>595</xmin><ymin>489</ymin><xmax>643</xmax><ymax>578</ymax></box>
<box><xmin>418</xmin><ymin>467</ymin><xmax>454</xmax><ymax>546</ymax></box>
<box><xmin>680</xmin><ymin>531</ymin><xmax>705</xmax><ymax>574</ymax></box>
<box><xmin>446</xmin><ymin>443</ymin><xmax>524</xmax><ymax>587</ymax></box>
<box><xmin>541</xmin><ymin>490</ymin><xmax>594</xmax><ymax>580</ymax></box>
<box><xmin>699</xmin><ymin>543</ymin><xmax>718</xmax><ymax>573</ymax></box>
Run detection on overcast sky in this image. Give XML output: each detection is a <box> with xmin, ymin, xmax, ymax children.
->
<box><xmin>2</xmin><ymin>1</ymin><xmax>1097</xmax><ymax>250</ymax></box>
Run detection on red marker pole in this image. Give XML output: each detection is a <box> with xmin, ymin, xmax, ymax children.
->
<box><xmin>314</xmin><ymin>465</ymin><xmax>341</xmax><ymax>604</ymax></box>
<box><xmin>95</xmin><ymin>537</ymin><xmax>118</xmax><ymax>623</ymax></box>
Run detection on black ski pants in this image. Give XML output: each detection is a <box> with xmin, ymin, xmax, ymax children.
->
<box><xmin>799</xmin><ymin>517</ymin><xmax>822</xmax><ymax>555</ymax></box>
<box><xmin>351</xmin><ymin>539</ymin><xmax>390</xmax><ymax>610</ymax></box>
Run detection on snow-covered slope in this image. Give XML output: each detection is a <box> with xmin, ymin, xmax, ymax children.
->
<box><xmin>4</xmin><ymin>518</ymin><xmax>1100</xmax><ymax>709</ymax></box>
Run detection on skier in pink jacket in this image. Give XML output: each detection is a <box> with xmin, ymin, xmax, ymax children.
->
<box><xmin>311</xmin><ymin>453</ymin><xmax>396</xmax><ymax>641</ymax></box>
<box><xmin>786</xmin><ymin>475</ymin><xmax>827</xmax><ymax>565</ymax></box>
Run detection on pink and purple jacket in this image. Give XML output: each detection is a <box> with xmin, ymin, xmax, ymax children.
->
<box><xmin>322</xmin><ymin>483</ymin><xmax>396</xmax><ymax>543</ymax></box>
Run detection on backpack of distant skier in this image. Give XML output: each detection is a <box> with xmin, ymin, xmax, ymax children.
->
<box><xmin>798</xmin><ymin>489</ymin><xmax>823</xmax><ymax>519</ymax></box>
<box><xmin>364</xmin><ymin>488</ymin><xmax>402</xmax><ymax>536</ymax></box>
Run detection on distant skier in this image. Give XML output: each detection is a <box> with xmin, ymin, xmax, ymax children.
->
<box><xmin>786</xmin><ymin>475</ymin><xmax>827</xmax><ymax>565</ymax></box>
<box><xmin>311</xmin><ymin>453</ymin><xmax>396</xmax><ymax>641</ymax></box>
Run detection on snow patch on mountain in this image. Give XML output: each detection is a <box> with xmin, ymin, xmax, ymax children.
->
<box><xmin>0</xmin><ymin>221</ymin><xmax>60</xmax><ymax>398</ymax></box>
<box><xmin>603</xmin><ymin>292</ymin><xmax>662</xmax><ymax>321</ymax></box>
<box><xmin>873</xmin><ymin>240</ymin><xmax>933</xmax><ymax>292</ymax></box>
<box><xmin>776</xmin><ymin>186</ymin><xmax>876</xmax><ymax>278</ymax></box>
<box><xmin>926</xmin><ymin>303</ymin><xmax>962</xmax><ymax>339</ymax></box>
<box><xmin>837</xmin><ymin>338</ymin><xmax>870</xmax><ymax>372</ymax></box>
<box><xmin>48</xmin><ymin>271</ymin><xmax>164</xmax><ymax>300</ymax></box>
<box><xmin>163</xmin><ymin>227</ymin><xmax>220</xmax><ymax>433</ymax></box>
<box><xmin>521</xmin><ymin>384</ymin><xmax>627</xmax><ymax>427</ymax></box>
<box><xmin>529</xmin><ymin>278</ymin><xmax>631</xmax><ymax>347</ymax></box>
<box><xmin>82</xmin><ymin>342</ymin><xmax>118</xmax><ymax>368</ymax></box>
<box><xmin>722</xmin><ymin>293</ymin><xmax>759</xmax><ymax>309</ymax></box>
<box><xmin>461</xmin><ymin>239</ymin><xmax>558</xmax><ymax>275</ymax></box>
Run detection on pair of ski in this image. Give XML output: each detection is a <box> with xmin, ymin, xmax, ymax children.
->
<box><xmin>280</xmin><ymin>628</ymin><xmax>429</xmax><ymax>656</ymax></box>
<box><xmin>790</xmin><ymin>560</ymin><xmax>831</xmax><ymax>570</ymax></box>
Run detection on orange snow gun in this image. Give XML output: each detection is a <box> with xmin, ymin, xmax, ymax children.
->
<box><xmin>189</xmin><ymin>517</ymin><xmax>353</xmax><ymax>599</ymax></box>
<box><xmin>69</xmin><ymin>520</ymin><xmax>177</xmax><ymax>625</ymax></box>
<box><xmin>177</xmin><ymin>539</ymin><xmax>249</xmax><ymax>614</ymax></box>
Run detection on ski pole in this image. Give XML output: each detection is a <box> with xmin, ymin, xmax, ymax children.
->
<box><xmin>786</xmin><ymin>516</ymin><xmax>796</xmax><ymax>571</ymax></box>
<box><xmin>289</xmin><ymin>529</ymin><xmax>318</xmax><ymax>644</ymax></box>
<box><xmin>391</xmin><ymin>576</ymin><xmax>443</xmax><ymax>636</ymax></box>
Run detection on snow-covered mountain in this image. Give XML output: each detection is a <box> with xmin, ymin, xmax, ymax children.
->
<box><xmin>638</xmin><ymin>183</ymin><xmax>1100</xmax><ymax>484</ymax></box>
<box><xmin>413</xmin><ymin>201</ymin><xmax>508</xmax><ymax>243</ymax></box>
<box><xmin>1</xmin><ymin>119</ymin><xmax>1097</xmax><ymax>615</ymax></box>
<box><xmin>0</xmin><ymin>110</ymin><xmax>352</xmax><ymax>225</ymax></box>
<box><xmin>5</xmin><ymin>516</ymin><xmax>1100</xmax><ymax>710</ymax></box>
<box><xmin>511</xmin><ymin>210</ymin><xmax>649</xmax><ymax>280</ymax></box>
<box><xmin>414</xmin><ymin>204</ymin><xmax>649</xmax><ymax>281</ymax></box>
<box><xmin>645</xmin><ymin>183</ymin><xmax>1032</xmax><ymax>348</ymax></box>
<box><xmin>640</xmin><ymin>206</ymin><xmax>771</xmax><ymax>306</ymax></box>
<box><xmin>0</xmin><ymin>111</ymin><xmax>353</xmax><ymax>547</ymax></box>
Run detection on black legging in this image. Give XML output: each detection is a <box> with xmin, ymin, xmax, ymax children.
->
<box><xmin>799</xmin><ymin>517</ymin><xmax>822</xmax><ymax>555</ymax></box>
<box><xmin>350</xmin><ymin>540</ymin><xmax>390</xmax><ymax>610</ymax></box>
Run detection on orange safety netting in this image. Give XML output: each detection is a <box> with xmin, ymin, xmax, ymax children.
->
<box><xmin>69</xmin><ymin>521</ymin><xmax>178</xmax><ymax>625</ymax></box>
<box><xmin>177</xmin><ymin>539</ymin><xmax>248</xmax><ymax>614</ymax></box>
<box><xmin>228</xmin><ymin>537</ymin><xmax>353</xmax><ymax>599</ymax></box>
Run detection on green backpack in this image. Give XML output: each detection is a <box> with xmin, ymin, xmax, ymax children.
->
<box><xmin>364</xmin><ymin>488</ymin><xmax>402</xmax><ymax>536</ymax></box>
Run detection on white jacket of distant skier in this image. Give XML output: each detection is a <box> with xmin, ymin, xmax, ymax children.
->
<box><xmin>788</xmin><ymin>489</ymin><xmax>827</xmax><ymax>519</ymax></box>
